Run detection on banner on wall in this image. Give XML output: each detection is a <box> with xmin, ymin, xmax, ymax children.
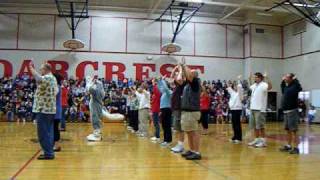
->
<box><xmin>0</xmin><ymin>59</ymin><xmax>204</xmax><ymax>81</ymax></box>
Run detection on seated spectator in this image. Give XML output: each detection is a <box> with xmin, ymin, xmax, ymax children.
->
<box><xmin>308</xmin><ymin>106</ymin><xmax>317</xmax><ymax>123</ymax></box>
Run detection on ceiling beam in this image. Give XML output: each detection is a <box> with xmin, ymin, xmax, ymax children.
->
<box><xmin>147</xmin><ymin>0</ymin><xmax>164</xmax><ymax>17</ymax></box>
<box><xmin>219</xmin><ymin>7</ymin><xmax>241</xmax><ymax>21</ymax></box>
<box><xmin>176</xmin><ymin>0</ymin><xmax>288</xmax><ymax>13</ymax></box>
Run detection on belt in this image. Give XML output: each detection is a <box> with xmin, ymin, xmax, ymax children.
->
<box><xmin>283</xmin><ymin>109</ymin><xmax>297</xmax><ymax>114</ymax></box>
<box><xmin>140</xmin><ymin>108</ymin><xmax>150</xmax><ymax>110</ymax></box>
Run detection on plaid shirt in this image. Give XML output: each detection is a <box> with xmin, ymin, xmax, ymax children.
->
<box><xmin>32</xmin><ymin>73</ymin><xmax>58</xmax><ymax>114</ymax></box>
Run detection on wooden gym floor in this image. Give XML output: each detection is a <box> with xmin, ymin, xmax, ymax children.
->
<box><xmin>1</xmin><ymin>122</ymin><xmax>320</xmax><ymax>180</ymax></box>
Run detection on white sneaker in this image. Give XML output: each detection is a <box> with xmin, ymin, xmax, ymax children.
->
<box><xmin>171</xmin><ymin>144</ymin><xmax>184</xmax><ymax>153</ymax></box>
<box><xmin>130</xmin><ymin>129</ymin><xmax>136</xmax><ymax>133</ymax></box>
<box><xmin>233</xmin><ymin>140</ymin><xmax>242</xmax><ymax>144</ymax></box>
<box><xmin>138</xmin><ymin>133</ymin><xmax>147</xmax><ymax>138</ymax></box>
<box><xmin>150</xmin><ymin>137</ymin><xmax>160</xmax><ymax>142</ymax></box>
<box><xmin>87</xmin><ymin>130</ymin><xmax>102</xmax><ymax>142</ymax></box>
<box><xmin>86</xmin><ymin>133</ymin><xmax>102</xmax><ymax>141</ymax></box>
<box><xmin>248</xmin><ymin>138</ymin><xmax>259</xmax><ymax>146</ymax></box>
<box><xmin>255</xmin><ymin>139</ymin><xmax>267</xmax><ymax>148</ymax></box>
<box><xmin>160</xmin><ymin>142</ymin><xmax>171</xmax><ymax>147</ymax></box>
<box><xmin>127</xmin><ymin>126</ymin><xmax>133</xmax><ymax>130</ymax></box>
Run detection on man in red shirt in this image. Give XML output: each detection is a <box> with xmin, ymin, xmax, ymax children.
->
<box><xmin>150</xmin><ymin>78</ymin><xmax>161</xmax><ymax>142</ymax></box>
<box><xmin>60</xmin><ymin>80</ymin><xmax>69</xmax><ymax>131</ymax></box>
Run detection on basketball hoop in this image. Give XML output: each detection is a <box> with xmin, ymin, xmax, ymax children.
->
<box><xmin>63</xmin><ymin>39</ymin><xmax>85</xmax><ymax>50</ymax></box>
<box><xmin>161</xmin><ymin>43</ymin><xmax>182</xmax><ymax>54</ymax></box>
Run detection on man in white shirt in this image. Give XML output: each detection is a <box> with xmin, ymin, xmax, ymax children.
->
<box><xmin>248</xmin><ymin>72</ymin><xmax>272</xmax><ymax>148</ymax></box>
<box><xmin>135</xmin><ymin>83</ymin><xmax>151</xmax><ymax>137</ymax></box>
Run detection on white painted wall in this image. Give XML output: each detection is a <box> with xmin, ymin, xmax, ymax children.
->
<box><xmin>0</xmin><ymin>10</ymin><xmax>306</xmax><ymax>107</ymax></box>
<box><xmin>284</xmin><ymin>20</ymin><xmax>320</xmax><ymax>90</ymax></box>
<box><xmin>251</xmin><ymin>24</ymin><xmax>282</xmax><ymax>58</ymax></box>
<box><xmin>0</xmin><ymin>50</ymin><xmax>243</xmax><ymax>81</ymax></box>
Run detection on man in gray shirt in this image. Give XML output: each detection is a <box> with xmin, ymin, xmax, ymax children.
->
<box><xmin>179</xmin><ymin>58</ymin><xmax>202</xmax><ymax>160</ymax></box>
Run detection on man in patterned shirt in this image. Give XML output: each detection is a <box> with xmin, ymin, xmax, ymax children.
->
<box><xmin>29</xmin><ymin>62</ymin><xmax>58</xmax><ymax>160</ymax></box>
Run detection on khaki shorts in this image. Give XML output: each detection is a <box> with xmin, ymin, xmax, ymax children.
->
<box><xmin>173</xmin><ymin>110</ymin><xmax>182</xmax><ymax>132</ymax></box>
<box><xmin>181</xmin><ymin>111</ymin><xmax>201</xmax><ymax>132</ymax></box>
<box><xmin>249</xmin><ymin>110</ymin><xmax>266</xmax><ymax>130</ymax></box>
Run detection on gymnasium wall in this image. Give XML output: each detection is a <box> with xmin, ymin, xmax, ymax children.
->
<box><xmin>284</xmin><ymin>20</ymin><xmax>320</xmax><ymax>90</ymax></box>
<box><xmin>0</xmin><ymin>12</ymin><xmax>246</xmax><ymax>80</ymax></box>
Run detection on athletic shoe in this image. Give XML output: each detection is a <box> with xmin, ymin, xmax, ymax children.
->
<box><xmin>255</xmin><ymin>140</ymin><xmax>267</xmax><ymax>148</ymax></box>
<box><xmin>87</xmin><ymin>134</ymin><xmax>102</xmax><ymax>141</ymax></box>
<box><xmin>171</xmin><ymin>144</ymin><xmax>184</xmax><ymax>153</ymax></box>
<box><xmin>37</xmin><ymin>154</ymin><xmax>54</xmax><ymax>160</ymax></box>
<box><xmin>87</xmin><ymin>130</ymin><xmax>102</xmax><ymax>142</ymax></box>
<box><xmin>248</xmin><ymin>138</ymin><xmax>260</xmax><ymax>146</ymax></box>
<box><xmin>181</xmin><ymin>150</ymin><xmax>193</xmax><ymax>157</ymax></box>
<box><xmin>280</xmin><ymin>145</ymin><xmax>292</xmax><ymax>152</ymax></box>
<box><xmin>289</xmin><ymin>148</ymin><xmax>300</xmax><ymax>154</ymax></box>
<box><xmin>138</xmin><ymin>133</ymin><xmax>147</xmax><ymax>138</ymax></box>
<box><xmin>201</xmin><ymin>129</ymin><xmax>208</xmax><ymax>135</ymax></box>
<box><xmin>150</xmin><ymin>137</ymin><xmax>160</xmax><ymax>142</ymax></box>
<box><xmin>130</xmin><ymin>129</ymin><xmax>136</xmax><ymax>133</ymax></box>
<box><xmin>233</xmin><ymin>140</ymin><xmax>242</xmax><ymax>144</ymax></box>
<box><xmin>160</xmin><ymin>142</ymin><xmax>171</xmax><ymax>147</ymax></box>
<box><xmin>185</xmin><ymin>153</ymin><xmax>202</xmax><ymax>160</ymax></box>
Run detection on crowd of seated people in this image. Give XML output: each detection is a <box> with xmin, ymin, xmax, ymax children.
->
<box><xmin>0</xmin><ymin>74</ymin><xmax>253</xmax><ymax>124</ymax></box>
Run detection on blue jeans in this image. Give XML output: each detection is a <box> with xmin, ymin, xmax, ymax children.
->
<box><xmin>6</xmin><ymin>111</ymin><xmax>14</xmax><ymax>122</ymax></box>
<box><xmin>36</xmin><ymin>113</ymin><xmax>55</xmax><ymax>158</ymax></box>
<box><xmin>152</xmin><ymin>112</ymin><xmax>160</xmax><ymax>138</ymax></box>
<box><xmin>60</xmin><ymin>107</ymin><xmax>67</xmax><ymax>129</ymax></box>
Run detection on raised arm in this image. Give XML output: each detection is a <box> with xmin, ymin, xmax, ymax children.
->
<box><xmin>181</xmin><ymin>64</ymin><xmax>194</xmax><ymax>82</ymax></box>
<box><xmin>170</xmin><ymin>65</ymin><xmax>179</xmax><ymax>79</ymax></box>
<box><xmin>264</xmin><ymin>75</ymin><xmax>273</xmax><ymax>90</ymax></box>
<box><xmin>29</xmin><ymin>63</ymin><xmax>43</xmax><ymax>82</ymax></box>
<box><xmin>158</xmin><ymin>78</ymin><xmax>172</xmax><ymax>95</ymax></box>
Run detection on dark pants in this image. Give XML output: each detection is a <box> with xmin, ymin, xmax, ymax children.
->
<box><xmin>127</xmin><ymin>106</ymin><xmax>131</xmax><ymax>126</ymax></box>
<box><xmin>36</xmin><ymin>113</ymin><xmax>55</xmax><ymax>157</ymax></box>
<box><xmin>231</xmin><ymin>110</ymin><xmax>242</xmax><ymax>141</ymax></box>
<box><xmin>60</xmin><ymin>107</ymin><xmax>67</xmax><ymax>129</ymax></box>
<box><xmin>200</xmin><ymin>110</ymin><xmax>209</xmax><ymax>129</ymax></box>
<box><xmin>131</xmin><ymin>110</ymin><xmax>139</xmax><ymax>131</ymax></box>
<box><xmin>161</xmin><ymin>108</ymin><xmax>172</xmax><ymax>143</ymax></box>
<box><xmin>54</xmin><ymin>119</ymin><xmax>60</xmax><ymax>142</ymax></box>
<box><xmin>152</xmin><ymin>112</ymin><xmax>160</xmax><ymax>138</ymax></box>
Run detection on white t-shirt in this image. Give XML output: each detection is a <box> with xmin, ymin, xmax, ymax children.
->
<box><xmin>250</xmin><ymin>82</ymin><xmax>268</xmax><ymax>112</ymax></box>
<box><xmin>135</xmin><ymin>90</ymin><xmax>151</xmax><ymax>109</ymax></box>
<box><xmin>227</xmin><ymin>84</ymin><xmax>243</xmax><ymax>110</ymax></box>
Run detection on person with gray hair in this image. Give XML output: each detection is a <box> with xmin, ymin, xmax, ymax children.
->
<box><xmin>29</xmin><ymin>62</ymin><xmax>58</xmax><ymax>160</ymax></box>
<box><xmin>179</xmin><ymin>57</ymin><xmax>202</xmax><ymax>160</ymax></box>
